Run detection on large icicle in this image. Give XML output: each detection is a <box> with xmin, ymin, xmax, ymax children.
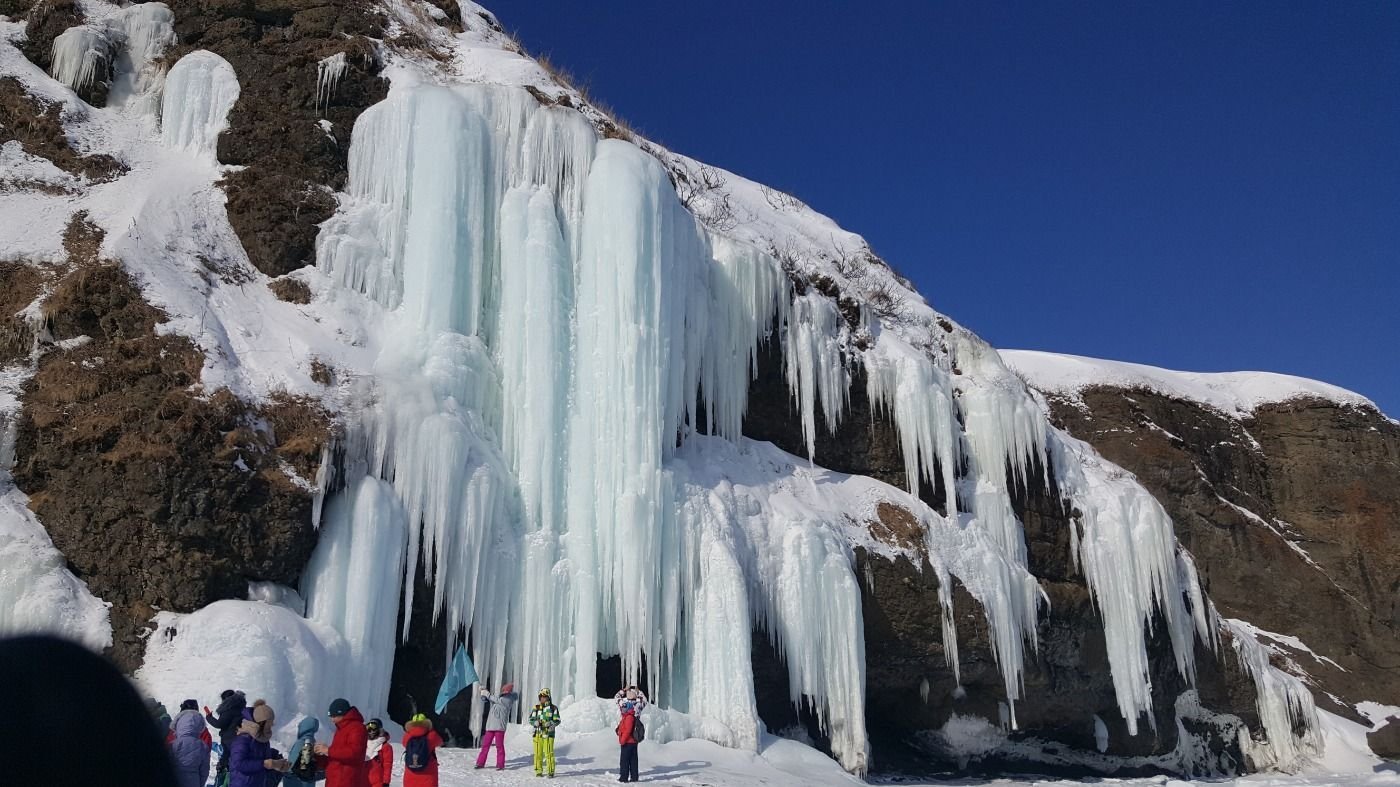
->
<box><xmin>783</xmin><ymin>292</ymin><xmax>849</xmax><ymax>458</ymax></box>
<box><xmin>563</xmin><ymin>138</ymin><xmax>711</xmax><ymax>696</ymax></box>
<box><xmin>1050</xmin><ymin>430</ymin><xmax>1203</xmax><ymax>734</ymax></box>
<box><xmin>953</xmin><ymin>337</ymin><xmax>1048</xmax><ymax>567</ymax></box>
<box><xmin>862</xmin><ymin>328</ymin><xmax>959</xmax><ymax>509</ymax></box>
<box><xmin>301</xmin><ymin>477</ymin><xmax>407</xmax><ymax>721</ymax></box>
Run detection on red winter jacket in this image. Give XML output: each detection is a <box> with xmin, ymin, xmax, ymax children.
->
<box><xmin>366</xmin><ymin>739</ymin><xmax>393</xmax><ymax>787</ymax></box>
<box><xmin>401</xmin><ymin>725</ymin><xmax>444</xmax><ymax>787</ymax></box>
<box><xmin>325</xmin><ymin>708</ymin><xmax>370</xmax><ymax>787</ymax></box>
<box><xmin>617</xmin><ymin>712</ymin><xmax>638</xmax><ymax>746</ymax></box>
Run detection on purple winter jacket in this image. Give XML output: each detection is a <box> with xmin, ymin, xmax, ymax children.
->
<box><xmin>229</xmin><ymin>723</ymin><xmax>283</xmax><ymax>787</ymax></box>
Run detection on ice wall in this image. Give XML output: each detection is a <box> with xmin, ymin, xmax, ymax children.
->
<box><xmin>161</xmin><ymin>50</ymin><xmax>240</xmax><ymax>157</ymax></box>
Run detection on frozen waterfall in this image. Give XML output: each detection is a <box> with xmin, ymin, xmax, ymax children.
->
<box><xmin>291</xmin><ymin>79</ymin><xmax>1315</xmax><ymax>774</ymax></box>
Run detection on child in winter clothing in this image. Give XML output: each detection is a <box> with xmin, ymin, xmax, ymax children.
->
<box><xmin>402</xmin><ymin>714</ymin><xmax>445</xmax><ymax>787</ymax></box>
<box><xmin>616</xmin><ymin>697</ymin><xmax>642</xmax><ymax>783</ymax></box>
<box><xmin>476</xmin><ymin>683</ymin><xmax>518</xmax><ymax>770</ymax></box>
<box><xmin>284</xmin><ymin>717</ymin><xmax>324</xmax><ymax>787</ymax></box>
<box><xmin>168</xmin><ymin>700</ymin><xmax>213</xmax><ymax>787</ymax></box>
<box><xmin>529</xmin><ymin>688</ymin><xmax>562</xmax><ymax>777</ymax></box>
<box><xmin>229</xmin><ymin>700</ymin><xmax>291</xmax><ymax>787</ymax></box>
<box><xmin>365</xmin><ymin>719</ymin><xmax>393</xmax><ymax>787</ymax></box>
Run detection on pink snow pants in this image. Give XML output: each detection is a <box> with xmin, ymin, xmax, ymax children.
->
<box><xmin>477</xmin><ymin>730</ymin><xmax>506</xmax><ymax>769</ymax></box>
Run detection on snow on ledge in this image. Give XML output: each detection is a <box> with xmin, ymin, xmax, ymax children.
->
<box><xmin>1000</xmin><ymin>350</ymin><xmax>1380</xmax><ymax>420</ymax></box>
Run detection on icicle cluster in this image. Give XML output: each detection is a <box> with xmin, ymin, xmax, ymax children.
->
<box><xmin>1050</xmin><ymin>430</ymin><xmax>1209</xmax><ymax>734</ymax></box>
<box><xmin>49</xmin><ymin>26</ymin><xmax>110</xmax><ymax>95</ymax></box>
<box><xmin>316</xmin><ymin>52</ymin><xmax>348</xmax><ymax>113</ymax></box>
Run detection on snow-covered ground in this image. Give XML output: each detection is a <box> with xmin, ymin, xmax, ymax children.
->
<box><xmin>369</xmin><ymin>729</ymin><xmax>1399</xmax><ymax>787</ymax></box>
<box><xmin>999</xmin><ymin>351</ymin><xmax>1381</xmax><ymax>419</ymax></box>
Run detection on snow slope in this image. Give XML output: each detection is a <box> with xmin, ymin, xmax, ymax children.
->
<box><xmin>0</xmin><ymin>0</ymin><xmax>1355</xmax><ymax>778</ymax></box>
<box><xmin>999</xmin><ymin>351</ymin><xmax>1381</xmax><ymax>419</ymax></box>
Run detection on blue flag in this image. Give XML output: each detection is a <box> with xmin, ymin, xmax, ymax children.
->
<box><xmin>434</xmin><ymin>644</ymin><xmax>479</xmax><ymax>714</ymax></box>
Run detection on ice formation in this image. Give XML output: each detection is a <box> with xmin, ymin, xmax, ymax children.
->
<box><xmin>49</xmin><ymin>26</ymin><xmax>110</xmax><ymax>94</ymax></box>
<box><xmin>316</xmin><ymin>52</ymin><xmax>348</xmax><ymax>112</ymax></box>
<box><xmin>138</xmin><ymin>599</ymin><xmax>349</xmax><ymax>741</ymax></box>
<box><xmin>160</xmin><ymin>50</ymin><xmax>240</xmax><ymax>157</ymax></box>
<box><xmin>105</xmin><ymin>2</ymin><xmax>177</xmax><ymax>118</ymax></box>
<box><xmin>1223</xmin><ymin>619</ymin><xmax>1323</xmax><ymax>771</ymax></box>
<box><xmin>1050</xmin><ymin>430</ymin><xmax>1206</xmax><ymax>734</ymax></box>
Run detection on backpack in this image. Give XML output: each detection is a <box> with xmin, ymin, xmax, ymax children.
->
<box><xmin>290</xmin><ymin>739</ymin><xmax>319</xmax><ymax>781</ymax></box>
<box><xmin>404</xmin><ymin>734</ymin><xmax>433</xmax><ymax>772</ymax></box>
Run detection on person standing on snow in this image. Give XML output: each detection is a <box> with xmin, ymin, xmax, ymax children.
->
<box><xmin>615</xmin><ymin>688</ymin><xmax>645</xmax><ymax>783</ymax></box>
<box><xmin>168</xmin><ymin>699</ymin><xmax>213</xmax><ymax>787</ymax></box>
<box><xmin>284</xmin><ymin>716</ymin><xmax>325</xmax><ymax>787</ymax></box>
<box><xmin>228</xmin><ymin>700</ymin><xmax>291</xmax><ymax>787</ymax></box>
<box><xmin>475</xmin><ymin>683</ymin><xmax>518</xmax><ymax>770</ymax></box>
<box><xmin>206</xmin><ymin>689</ymin><xmax>247</xmax><ymax>787</ymax></box>
<box><xmin>315</xmin><ymin>698</ymin><xmax>370</xmax><ymax>787</ymax></box>
<box><xmin>529</xmin><ymin>688</ymin><xmax>562</xmax><ymax>778</ymax></box>
<box><xmin>365</xmin><ymin>718</ymin><xmax>393</xmax><ymax>787</ymax></box>
<box><xmin>402</xmin><ymin>713</ymin><xmax>445</xmax><ymax>787</ymax></box>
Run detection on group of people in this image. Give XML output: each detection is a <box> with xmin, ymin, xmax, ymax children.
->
<box><xmin>156</xmin><ymin>692</ymin><xmax>443</xmax><ymax>787</ymax></box>
<box><xmin>472</xmin><ymin>683</ymin><xmax>649</xmax><ymax>781</ymax></box>
<box><xmin>157</xmin><ymin>684</ymin><xmax>649</xmax><ymax>786</ymax></box>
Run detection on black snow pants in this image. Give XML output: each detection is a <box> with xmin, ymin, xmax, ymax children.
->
<box><xmin>619</xmin><ymin>743</ymin><xmax>639</xmax><ymax>782</ymax></box>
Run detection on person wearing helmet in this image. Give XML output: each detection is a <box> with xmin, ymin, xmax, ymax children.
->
<box><xmin>528</xmin><ymin>689</ymin><xmax>562</xmax><ymax>778</ymax></box>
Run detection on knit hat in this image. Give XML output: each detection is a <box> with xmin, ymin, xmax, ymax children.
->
<box><xmin>502</xmin><ymin>682</ymin><xmax>515</xmax><ymax>695</ymax></box>
<box><xmin>328</xmin><ymin>698</ymin><xmax>351</xmax><ymax>717</ymax></box>
<box><xmin>406</xmin><ymin>713</ymin><xmax>433</xmax><ymax>731</ymax></box>
<box><xmin>251</xmin><ymin>699</ymin><xmax>274</xmax><ymax>725</ymax></box>
<box><xmin>220</xmin><ymin>689</ymin><xmax>236</xmax><ymax>701</ymax></box>
<box><xmin>538</xmin><ymin>688</ymin><xmax>552</xmax><ymax>699</ymax></box>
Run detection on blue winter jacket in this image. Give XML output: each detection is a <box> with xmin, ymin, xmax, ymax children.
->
<box><xmin>283</xmin><ymin>717</ymin><xmax>323</xmax><ymax>787</ymax></box>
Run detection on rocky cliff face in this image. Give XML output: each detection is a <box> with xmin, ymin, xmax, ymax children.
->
<box><xmin>1029</xmin><ymin>384</ymin><xmax>1400</xmax><ymax>718</ymax></box>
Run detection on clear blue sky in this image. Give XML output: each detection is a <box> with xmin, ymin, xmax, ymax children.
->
<box><xmin>495</xmin><ymin>2</ymin><xmax>1400</xmax><ymax>416</ymax></box>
